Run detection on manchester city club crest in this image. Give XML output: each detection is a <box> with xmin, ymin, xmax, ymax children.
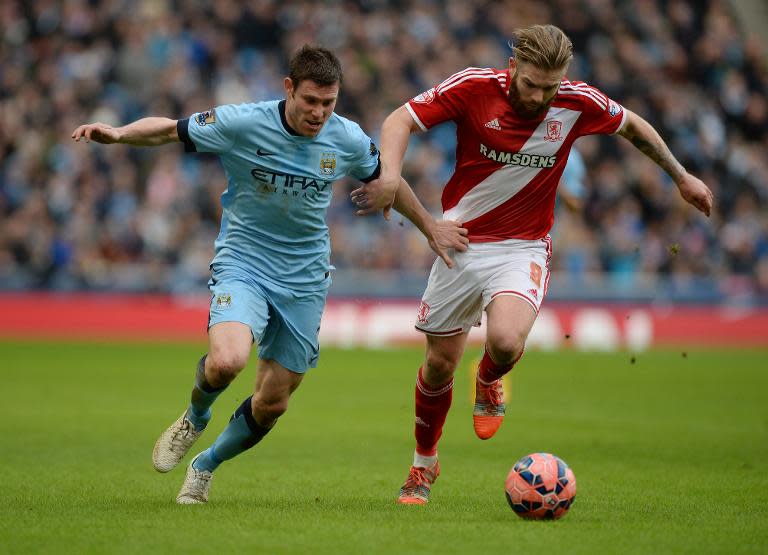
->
<box><xmin>215</xmin><ymin>293</ymin><xmax>232</xmax><ymax>308</ymax></box>
<box><xmin>320</xmin><ymin>152</ymin><xmax>337</xmax><ymax>176</ymax></box>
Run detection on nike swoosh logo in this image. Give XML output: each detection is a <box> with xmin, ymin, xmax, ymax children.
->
<box><xmin>256</xmin><ymin>148</ymin><xmax>275</xmax><ymax>156</ymax></box>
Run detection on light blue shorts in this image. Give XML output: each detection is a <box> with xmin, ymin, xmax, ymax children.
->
<box><xmin>207</xmin><ymin>266</ymin><xmax>329</xmax><ymax>374</ymax></box>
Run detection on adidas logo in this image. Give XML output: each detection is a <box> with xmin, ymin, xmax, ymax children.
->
<box><xmin>484</xmin><ymin>118</ymin><xmax>501</xmax><ymax>130</ymax></box>
<box><xmin>527</xmin><ymin>288</ymin><xmax>539</xmax><ymax>300</ymax></box>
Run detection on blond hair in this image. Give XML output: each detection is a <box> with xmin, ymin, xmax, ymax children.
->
<box><xmin>511</xmin><ymin>25</ymin><xmax>573</xmax><ymax>70</ymax></box>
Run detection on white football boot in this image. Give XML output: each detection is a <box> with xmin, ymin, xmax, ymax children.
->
<box><xmin>152</xmin><ymin>411</ymin><xmax>204</xmax><ymax>473</ymax></box>
<box><xmin>176</xmin><ymin>453</ymin><xmax>213</xmax><ymax>505</ymax></box>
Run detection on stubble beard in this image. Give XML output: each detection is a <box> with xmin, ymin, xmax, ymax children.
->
<box><xmin>508</xmin><ymin>76</ymin><xmax>555</xmax><ymax>120</ymax></box>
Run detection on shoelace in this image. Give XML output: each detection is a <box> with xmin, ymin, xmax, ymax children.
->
<box><xmin>480</xmin><ymin>380</ymin><xmax>503</xmax><ymax>406</ymax></box>
<box><xmin>403</xmin><ymin>467</ymin><xmax>431</xmax><ymax>491</ymax></box>
<box><xmin>186</xmin><ymin>467</ymin><xmax>211</xmax><ymax>497</ymax></box>
<box><xmin>170</xmin><ymin>419</ymin><xmax>194</xmax><ymax>450</ymax></box>
<box><xmin>192</xmin><ymin>468</ymin><xmax>211</xmax><ymax>483</ymax></box>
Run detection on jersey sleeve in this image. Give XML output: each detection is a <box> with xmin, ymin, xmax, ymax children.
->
<box><xmin>405</xmin><ymin>68</ymin><xmax>481</xmax><ymax>131</ymax></box>
<box><xmin>177</xmin><ymin>104</ymin><xmax>242</xmax><ymax>154</ymax></box>
<box><xmin>572</xmin><ymin>82</ymin><xmax>627</xmax><ymax>136</ymax></box>
<box><xmin>346</xmin><ymin>124</ymin><xmax>381</xmax><ymax>183</ymax></box>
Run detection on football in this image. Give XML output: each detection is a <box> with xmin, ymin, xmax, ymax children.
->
<box><xmin>505</xmin><ymin>452</ymin><xmax>577</xmax><ymax>520</ymax></box>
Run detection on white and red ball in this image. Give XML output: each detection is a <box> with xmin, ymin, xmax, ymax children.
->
<box><xmin>505</xmin><ymin>452</ymin><xmax>577</xmax><ymax>520</ymax></box>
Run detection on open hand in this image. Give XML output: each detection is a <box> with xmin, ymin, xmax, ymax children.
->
<box><xmin>71</xmin><ymin>122</ymin><xmax>121</xmax><ymax>144</ymax></box>
<box><xmin>350</xmin><ymin>175</ymin><xmax>399</xmax><ymax>220</ymax></box>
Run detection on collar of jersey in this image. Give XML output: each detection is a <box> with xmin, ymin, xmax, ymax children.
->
<box><xmin>278</xmin><ymin>100</ymin><xmax>318</xmax><ymax>141</ymax></box>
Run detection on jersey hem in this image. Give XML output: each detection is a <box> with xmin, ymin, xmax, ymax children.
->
<box><xmin>211</xmin><ymin>260</ymin><xmax>331</xmax><ymax>293</ymax></box>
<box><xmin>465</xmin><ymin>232</ymin><xmax>551</xmax><ymax>243</ymax></box>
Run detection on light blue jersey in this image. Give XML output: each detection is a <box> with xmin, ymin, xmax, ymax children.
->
<box><xmin>561</xmin><ymin>148</ymin><xmax>586</xmax><ymax>198</ymax></box>
<box><xmin>178</xmin><ymin>100</ymin><xmax>380</xmax><ymax>290</ymax></box>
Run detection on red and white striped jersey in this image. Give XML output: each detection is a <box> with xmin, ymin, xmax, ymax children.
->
<box><xmin>406</xmin><ymin>67</ymin><xmax>627</xmax><ymax>241</ymax></box>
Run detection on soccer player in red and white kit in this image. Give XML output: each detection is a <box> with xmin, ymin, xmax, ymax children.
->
<box><xmin>353</xmin><ymin>24</ymin><xmax>714</xmax><ymax>504</ymax></box>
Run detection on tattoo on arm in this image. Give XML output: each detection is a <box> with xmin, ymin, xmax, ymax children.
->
<box><xmin>627</xmin><ymin>128</ymin><xmax>685</xmax><ymax>183</ymax></box>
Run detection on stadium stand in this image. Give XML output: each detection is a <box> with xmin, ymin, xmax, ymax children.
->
<box><xmin>0</xmin><ymin>0</ymin><xmax>766</xmax><ymax>303</ymax></box>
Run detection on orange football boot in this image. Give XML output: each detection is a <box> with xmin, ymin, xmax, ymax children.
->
<box><xmin>473</xmin><ymin>377</ymin><xmax>505</xmax><ymax>439</ymax></box>
<box><xmin>397</xmin><ymin>462</ymin><xmax>440</xmax><ymax>505</ymax></box>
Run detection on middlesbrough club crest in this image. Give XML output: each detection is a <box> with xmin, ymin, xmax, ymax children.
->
<box><xmin>544</xmin><ymin>119</ymin><xmax>563</xmax><ymax>142</ymax></box>
<box><xmin>417</xmin><ymin>301</ymin><xmax>430</xmax><ymax>324</ymax></box>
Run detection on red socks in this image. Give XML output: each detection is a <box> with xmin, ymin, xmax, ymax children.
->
<box><xmin>477</xmin><ymin>347</ymin><xmax>522</xmax><ymax>385</ymax></box>
<box><xmin>414</xmin><ymin>366</ymin><xmax>454</xmax><ymax>457</ymax></box>
<box><xmin>413</xmin><ymin>347</ymin><xmax>524</xmax><ymax>456</ymax></box>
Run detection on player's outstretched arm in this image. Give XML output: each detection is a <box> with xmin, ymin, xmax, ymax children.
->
<box><xmin>71</xmin><ymin>117</ymin><xmax>180</xmax><ymax>147</ymax></box>
<box><xmin>379</xmin><ymin>105</ymin><xmax>421</xmax><ymax>181</ymax></box>
<box><xmin>355</xmin><ymin>106</ymin><xmax>424</xmax><ymax>219</ymax></box>
<box><xmin>618</xmin><ymin>110</ymin><xmax>713</xmax><ymax>216</ymax></box>
<box><xmin>352</xmin><ymin>177</ymin><xmax>468</xmax><ymax>268</ymax></box>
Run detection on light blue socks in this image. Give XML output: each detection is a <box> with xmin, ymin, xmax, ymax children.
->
<box><xmin>187</xmin><ymin>355</ymin><xmax>227</xmax><ymax>431</ymax></box>
<box><xmin>193</xmin><ymin>396</ymin><xmax>272</xmax><ymax>472</ymax></box>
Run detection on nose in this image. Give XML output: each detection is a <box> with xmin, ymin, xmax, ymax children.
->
<box><xmin>530</xmin><ymin>89</ymin><xmax>544</xmax><ymax>104</ymax></box>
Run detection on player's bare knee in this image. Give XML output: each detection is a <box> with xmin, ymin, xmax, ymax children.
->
<box><xmin>424</xmin><ymin>351</ymin><xmax>459</xmax><ymax>384</ymax></box>
<box><xmin>487</xmin><ymin>335</ymin><xmax>525</xmax><ymax>366</ymax></box>
<box><xmin>251</xmin><ymin>395</ymin><xmax>288</xmax><ymax>422</ymax></box>
<box><xmin>206</xmin><ymin>351</ymin><xmax>248</xmax><ymax>384</ymax></box>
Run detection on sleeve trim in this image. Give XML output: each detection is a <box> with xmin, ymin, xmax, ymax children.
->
<box><xmin>359</xmin><ymin>159</ymin><xmax>381</xmax><ymax>183</ymax></box>
<box><xmin>176</xmin><ymin>119</ymin><xmax>196</xmax><ymax>152</ymax></box>
<box><xmin>405</xmin><ymin>102</ymin><xmax>428</xmax><ymax>132</ymax></box>
<box><xmin>611</xmin><ymin>107</ymin><xmax>629</xmax><ymax>135</ymax></box>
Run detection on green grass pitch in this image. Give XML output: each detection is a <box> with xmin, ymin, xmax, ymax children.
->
<box><xmin>1</xmin><ymin>341</ymin><xmax>767</xmax><ymax>554</ymax></box>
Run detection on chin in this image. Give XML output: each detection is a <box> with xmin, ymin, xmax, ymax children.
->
<box><xmin>521</xmin><ymin>104</ymin><xmax>551</xmax><ymax>120</ymax></box>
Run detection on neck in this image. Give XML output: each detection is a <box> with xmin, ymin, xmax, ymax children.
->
<box><xmin>278</xmin><ymin>100</ymin><xmax>301</xmax><ymax>136</ymax></box>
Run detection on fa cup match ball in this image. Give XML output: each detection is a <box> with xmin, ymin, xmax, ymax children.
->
<box><xmin>505</xmin><ymin>453</ymin><xmax>577</xmax><ymax>520</ymax></box>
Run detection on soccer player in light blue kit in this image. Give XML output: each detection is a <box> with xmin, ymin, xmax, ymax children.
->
<box><xmin>72</xmin><ymin>45</ymin><xmax>469</xmax><ymax>504</ymax></box>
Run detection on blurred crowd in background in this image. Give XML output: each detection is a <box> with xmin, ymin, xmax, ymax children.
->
<box><xmin>1</xmin><ymin>0</ymin><xmax>767</xmax><ymax>301</ymax></box>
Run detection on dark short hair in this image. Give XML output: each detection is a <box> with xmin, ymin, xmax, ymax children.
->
<box><xmin>288</xmin><ymin>44</ymin><xmax>343</xmax><ymax>88</ymax></box>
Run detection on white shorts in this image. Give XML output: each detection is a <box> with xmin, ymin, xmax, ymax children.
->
<box><xmin>415</xmin><ymin>236</ymin><xmax>552</xmax><ymax>336</ymax></box>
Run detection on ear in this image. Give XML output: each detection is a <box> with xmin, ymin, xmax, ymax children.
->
<box><xmin>284</xmin><ymin>77</ymin><xmax>294</xmax><ymax>97</ymax></box>
<box><xmin>508</xmin><ymin>57</ymin><xmax>517</xmax><ymax>77</ymax></box>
